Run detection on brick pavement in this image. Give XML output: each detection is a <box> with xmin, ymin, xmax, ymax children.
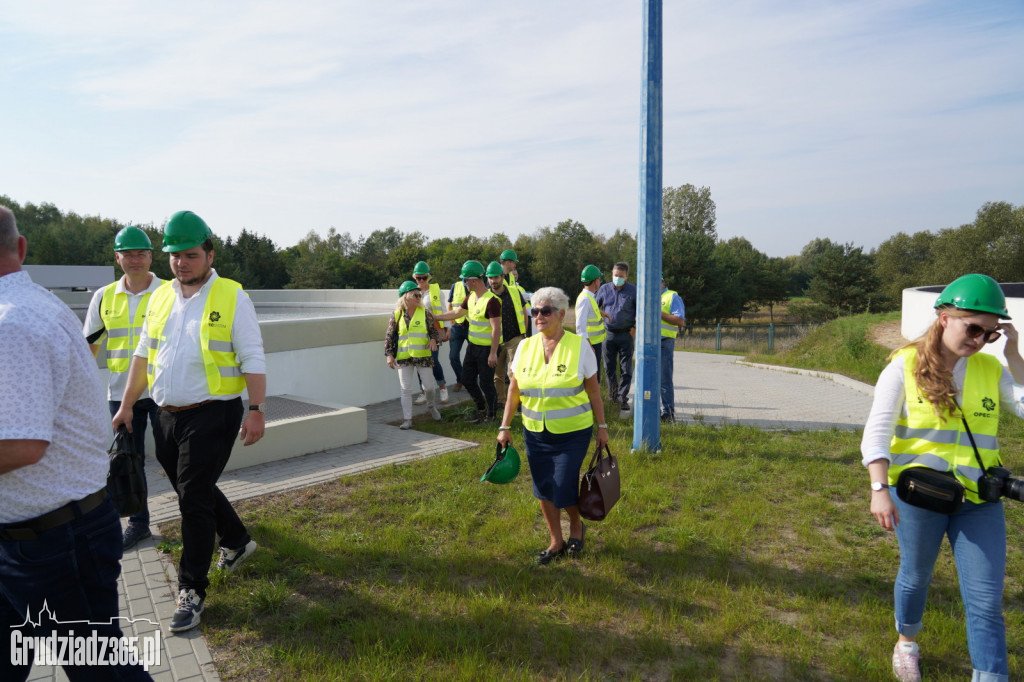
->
<box><xmin>27</xmin><ymin>353</ymin><xmax>874</xmax><ymax>680</ymax></box>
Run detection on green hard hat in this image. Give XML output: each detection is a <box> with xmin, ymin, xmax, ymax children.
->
<box><xmin>481</xmin><ymin>443</ymin><xmax>521</xmax><ymax>484</ymax></box>
<box><xmin>399</xmin><ymin>280</ymin><xmax>419</xmax><ymax>296</ymax></box>
<box><xmin>580</xmin><ymin>264</ymin><xmax>602</xmax><ymax>283</ymax></box>
<box><xmin>413</xmin><ymin>261</ymin><xmax>431</xmax><ymax>276</ymax></box>
<box><xmin>113</xmin><ymin>225</ymin><xmax>153</xmax><ymax>252</ymax></box>
<box><xmin>500</xmin><ymin>249</ymin><xmax>518</xmax><ymax>262</ymax></box>
<box><xmin>460</xmin><ymin>260</ymin><xmax>485</xmax><ymax>279</ymax></box>
<box><xmin>485</xmin><ymin>261</ymin><xmax>504</xmax><ymax>278</ymax></box>
<box><xmin>161</xmin><ymin>211</ymin><xmax>213</xmax><ymax>253</ymax></box>
<box><xmin>935</xmin><ymin>274</ymin><xmax>1010</xmax><ymax>319</ymax></box>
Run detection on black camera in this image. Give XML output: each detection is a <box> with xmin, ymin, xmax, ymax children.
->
<box><xmin>977</xmin><ymin>466</ymin><xmax>1024</xmax><ymax>503</ymax></box>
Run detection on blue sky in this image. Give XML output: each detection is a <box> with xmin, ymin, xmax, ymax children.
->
<box><xmin>1</xmin><ymin>0</ymin><xmax>1021</xmax><ymax>258</ymax></box>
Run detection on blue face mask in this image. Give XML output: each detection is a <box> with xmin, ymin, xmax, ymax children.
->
<box><xmin>613</xmin><ymin>276</ymin><xmax>626</xmax><ymax>287</ymax></box>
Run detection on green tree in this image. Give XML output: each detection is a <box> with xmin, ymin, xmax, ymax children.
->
<box><xmin>662</xmin><ymin>185</ymin><xmax>717</xmax><ymax>237</ymax></box>
<box><xmin>807</xmin><ymin>242</ymin><xmax>881</xmax><ymax>314</ymax></box>
<box><xmin>872</xmin><ymin>231</ymin><xmax>936</xmax><ymax>306</ymax></box>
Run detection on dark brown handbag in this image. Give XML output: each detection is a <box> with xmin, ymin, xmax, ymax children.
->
<box><xmin>578</xmin><ymin>443</ymin><xmax>620</xmax><ymax>521</ymax></box>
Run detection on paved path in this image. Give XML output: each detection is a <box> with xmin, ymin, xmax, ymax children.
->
<box><xmin>30</xmin><ymin>353</ymin><xmax>874</xmax><ymax>680</ymax></box>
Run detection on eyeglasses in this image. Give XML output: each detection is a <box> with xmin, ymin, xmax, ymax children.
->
<box><xmin>962</xmin><ymin>320</ymin><xmax>1001</xmax><ymax>344</ymax></box>
<box><xmin>414</xmin><ymin>275</ymin><xmax>429</xmax><ymax>281</ymax></box>
<box><xmin>409</xmin><ymin>292</ymin><xmax>423</xmax><ymax>299</ymax></box>
<box><xmin>530</xmin><ymin>306</ymin><xmax>556</xmax><ymax>318</ymax></box>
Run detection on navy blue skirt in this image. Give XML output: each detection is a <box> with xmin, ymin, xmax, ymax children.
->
<box><xmin>523</xmin><ymin>426</ymin><xmax>593</xmax><ymax>508</ymax></box>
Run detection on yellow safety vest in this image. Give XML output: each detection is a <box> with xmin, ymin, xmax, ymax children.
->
<box><xmin>144</xmin><ymin>277</ymin><xmax>246</xmax><ymax>396</ymax></box>
<box><xmin>575</xmin><ymin>289</ymin><xmax>606</xmax><ymax>345</ymax></box>
<box><xmin>466</xmin><ymin>290</ymin><xmax>499</xmax><ymax>347</ymax></box>
<box><xmin>888</xmin><ymin>347</ymin><xmax>1003</xmax><ymax>503</ymax></box>
<box><xmin>450</xmin><ymin>281</ymin><xmax>468</xmax><ymax>326</ymax></box>
<box><xmin>516</xmin><ymin>331</ymin><xmax>594</xmax><ymax>434</ymax></box>
<box><xmin>426</xmin><ymin>282</ymin><xmax>443</xmax><ymax>317</ymax></box>
<box><xmin>499</xmin><ymin>284</ymin><xmax>527</xmax><ymax>342</ymax></box>
<box><xmin>100</xmin><ymin>279</ymin><xmax>163</xmax><ymax>373</ymax></box>
<box><xmin>395</xmin><ymin>307</ymin><xmax>431</xmax><ymax>361</ymax></box>
<box><xmin>661</xmin><ymin>289</ymin><xmax>680</xmax><ymax>339</ymax></box>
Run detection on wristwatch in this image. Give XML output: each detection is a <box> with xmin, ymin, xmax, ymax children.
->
<box><xmin>249</xmin><ymin>403</ymin><xmax>266</xmax><ymax>414</ymax></box>
<box><xmin>870</xmin><ymin>481</ymin><xmax>886</xmax><ymax>492</ymax></box>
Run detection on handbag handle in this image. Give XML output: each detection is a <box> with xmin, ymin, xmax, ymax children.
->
<box><xmin>109</xmin><ymin>425</ymin><xmax>135</xmax><ymax>456</ymax></box>
<box><xmin>586</xmin><ymin>442</ymin><xmax>613</xmax><ymax>471</ymax></box>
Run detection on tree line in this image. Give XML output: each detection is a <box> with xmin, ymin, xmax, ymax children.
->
<box><xmin>2</xmin><ymin>192</ymin><xmax>1020</xmax><ymax>325</ymax></box>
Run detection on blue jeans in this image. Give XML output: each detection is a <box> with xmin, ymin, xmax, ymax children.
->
<box><xmin>660</xmin><ymin>337</ymin><xmax>675</xmax><ymax>416</ymax></box>
<box><xmin>892</xmin><ymin>490</ymin><xmax>1007</xmax><ymax>681</ymax></box>
<box><xmin>448</xmin><ymin>323</ymin><xmax>467</xmax><ymax>384</ymax></box>
<box><xmin>0</xmin><ymin>497</ymin><xmax>150</xmax><ymax>681</ymax></box>
<box><xmin>108</xmin><ymin>399</ymin><xmax>161</xmax><ymax>528</ymax></box>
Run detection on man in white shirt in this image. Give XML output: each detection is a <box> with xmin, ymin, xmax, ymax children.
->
<box><xmin>113</xmin><ymin>210</ymin><xmax>267</xmax><ymax>634</ymax></box>
<box><xmin>0</xmin><ymin>205</ymin><xmax>151</xmax><ymax>680</ymax></box>
<box><xmin>84</xmin><ymin>226</ymin><xmax>165</xmax><ymax>549</ymax></box>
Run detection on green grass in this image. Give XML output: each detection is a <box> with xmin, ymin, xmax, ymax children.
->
<box><xmin>155</xmin><ymin>312</ymin><xmax>1024</xmax><ymax>680</ymax></box>
<box><xmin>747</xmin><ymin>311</ymin><xmax>900</xmax><ymax>384</ymax></box>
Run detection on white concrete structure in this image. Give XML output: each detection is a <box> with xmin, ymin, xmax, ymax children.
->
<box><xmin>901</xmin><ymin>282</ymin><xmax>1024</xmax><ymax>366</ymax></box>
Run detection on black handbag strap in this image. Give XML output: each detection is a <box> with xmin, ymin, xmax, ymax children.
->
<box><xmin>953</xmin><ymin>398</ymin><xmax>999</xmax><ymax>472</ymax></box>
<box><xmin>586</xmin><ymin>443</ymin><xmax>612</xmax><ymax>470</ymax></box>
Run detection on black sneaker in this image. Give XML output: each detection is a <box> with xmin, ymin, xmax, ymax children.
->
<box><xmin>464</xmin><ymin>410</ymin><xmax>486</xmax><ymax>424</ymax></box>
<box><xmin>619</xmin><ymin>400</ymin><xmax>630</xmax><ymax>412</ymax></box>
<box><xmin>216</xmin><ymin>540</ymin><xmax>257</xmax><ymax>573</ymax></box>
<box><xmin>660</xmin><ymin>413</ymin><xmax>674</xmax><ymax>424</ymax></box>
<box><xmin>122</xmin><ymin>523</ymin><xmax>152</xmax><ymax>550</ymax></box>
<box><xmin>169</xmin><ymin>588</ymin><xmax>204</xmax><ymax>633</ymax></box>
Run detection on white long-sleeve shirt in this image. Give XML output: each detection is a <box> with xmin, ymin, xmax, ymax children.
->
<box><xmin>860</xmin><ymin>353</ymin><xmax>1024</xmax><ymax>468</ymax></box>
<box><xmin>133</xmin><ymin>270</ymin><xmax>266</xmax><ymax>407</ymax></box>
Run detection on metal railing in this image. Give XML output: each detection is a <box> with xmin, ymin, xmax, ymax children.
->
<box><xmin>674</xmin><ymin>323</ymin><xmax>816</xmax><ymax>353</ymax></box>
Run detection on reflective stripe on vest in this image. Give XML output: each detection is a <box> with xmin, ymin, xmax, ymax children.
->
<box><xmin>450</xmin><ymin>281</ymin><xmax>468</xmax><ymax>326</ymax></box>
<box><xmin>516</xmin><ymin>331</ymin><xmax>594</xmax><ymax>434</ymax></box>
<box><xmin>100</xmin><ymin>282</ymin><xmax>160</xmax><ymax>373</ymax></box>
<box><xmin>427</xmin><ymin>283</ymin><xmax>443</xmax><ymax>317</ymax></box>
<box><xmin>888</xmin><ymin>347</ymin><xmax>1003</xmax><ymax>503</ymax></box>
<box><xmin>661</xmin><ymin>289</ymin><xmax>679</xmax><ymax>339</ymax></box>
<box><xmin>467</xmin><ymin>290</ymin><xmax>498</xmax><ymax>346</ymax></box>
<box><xmin>575</xmin><ymin>289</ymin><xmax>606</xmax><ymax>345</ymax></box>
<box><xmin>144</xmin><ymin>277</ymin><xmax>246</xmax><ymax>396</ymax></box>
<box><xmin>395</xmin><ymin>307</ymin><xmax>431</xmax><ymax>360</ymax></box>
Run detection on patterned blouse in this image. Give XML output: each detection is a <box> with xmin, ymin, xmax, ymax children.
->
<box><xmin>385</xmin><ymin>306</ymin><xmax>441</xmax><ymax>367</ymax></box>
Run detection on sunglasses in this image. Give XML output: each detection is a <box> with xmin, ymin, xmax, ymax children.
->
<box><xmin>530</xmin><ymin>306</ymin><xmax>556</xmax><ymax>318</ymax></box>
<box><xmin>408</xmin><ymin>292</ymin><xmax>423</xmax><ymax>299</ymax></box>
<box><xmin>414</xmin><ymin>275</ymin><xmax>429</xmax><ymax>281</ymax></box>
<box><xmin>962</xmin><ymin>320</ymin><xmax>1001</xmax><ymax>344</ymax></box>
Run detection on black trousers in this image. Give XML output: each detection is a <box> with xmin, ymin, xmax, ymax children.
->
<box><xmin>156</xmin><ymin>397</ymin><xmax>250</xmax><ymax>597</ymax></box>
<box><xmin>462</xmin><ymin>343</ymin><xmax>497</xmax><ymax>416</ymax></box>
<box><xmin>603</xmin><ymin>330</ymin><xmax>634</xmax><ymax>403</ymax></box>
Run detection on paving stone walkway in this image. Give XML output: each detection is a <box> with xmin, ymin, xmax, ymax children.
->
<box><xmin>29</xmin><ymin>353</ymin><xmax>875</xmax><ymax>680</ymax></box>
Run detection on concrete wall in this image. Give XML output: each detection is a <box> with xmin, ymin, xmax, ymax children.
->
<box><xmin>901</xmin><ymin>283</ymin><xmax>1024</xmax><ymax>366</ymax></box>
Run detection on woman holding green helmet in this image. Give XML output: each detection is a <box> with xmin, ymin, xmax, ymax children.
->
<box><xmin>496</xmin><ymin>287</ymin><xmax>608</xmax><ymax>565</ymax></box>
<box><xmin>861</xmin><ymin>274</ymin><xmax>1024</xmax><ymax>682</ymax></box>
<box><xmin>385</xmin><ymin>281</ymin><xmax>442</xmax><ymax>430</ymax></box>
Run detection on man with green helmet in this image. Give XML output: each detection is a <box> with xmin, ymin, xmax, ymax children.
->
<box><xmin>411</xmin><ymin>261</ymin><xmax>449</xmax><ymax>405</ymax></box>
<box><xmin>112</xmin><ymin>210</ymin><xmax>267</xmax><ymax>634</ymax></box>
<box><xmin>435</xmin><ymin>260</ymin><xmax>502</xmax><ymax>422</ymax></box>
<box><xmin>575</xmin><ymin>265</ymin><xmax>606</xmax><ymax>384</ymax></box>
<box><xmin>486</xmin><ymin>260</ymin><xmax>529</xmax><ymax>407</ymax></box>
<box><xmin>499</xmin><ymin>249</ymin><xmax>520</xmax><ymax>289</ymax></box>
<box><xmin>83</xmin><ymin>225</ymin><xmax>166</xmax><ymax>550</ymax></box>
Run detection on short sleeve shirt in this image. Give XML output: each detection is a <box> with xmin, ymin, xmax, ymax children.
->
<box><xmin>0</xmin><ymin>271</ymin><xmax>109</xmax><ymax>523</ymax></box>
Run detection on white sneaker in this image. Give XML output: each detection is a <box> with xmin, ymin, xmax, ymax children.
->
<box><xmin>430</xmin><ymin>407</ymin><xmax>442</xmax><ymax>421</ymax></box>
<box><xmin>169</xmin><ymin>588</ymin><xmax>204</xmax><ymax>633</ymax></box>
<box><xmin>400</xmin><ymin>420</ymin><xmax>413</xmax><ymax>430</ymax></box>
<box><xmin>892</xmin><ymin>641</ymin><xmax>921</xmax><ymax>682</ymax></box>
<box><xmin>439</xmin><ymin>387</ymin><xmax>449</xmax><ymax>403</ymax></box>
<box><xmin>413</xmin><ymin>393</ymin><xmax>427</xmax><ymax>405</ymax></box>
<box><xmin>216</xmin><ymin>540</ymin><xmax>257</xmax><ymax>573</ymax></box>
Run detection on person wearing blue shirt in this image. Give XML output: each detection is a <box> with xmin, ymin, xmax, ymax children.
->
<box><xmin>660</xmin><ymin>278</ymin><xmax>686</xmax><ymax>423</ymax></box>
<box><xmin>595</xmin><ymin>262</ymin><xmax>638</xmax><ymax>413</ymax></box>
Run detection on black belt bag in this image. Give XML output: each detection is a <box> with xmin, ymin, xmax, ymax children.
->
<box><xmin>896</xmin><ymin>468</ymin><xmax>965</xmax><ymax>515</ymax></box>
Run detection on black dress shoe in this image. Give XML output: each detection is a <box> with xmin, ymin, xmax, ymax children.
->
<box><xmin>536</xmin><ymin>544</ymin><xmax>567</xmax><ymax>565</ymax></box>
<box><xmin>566</xmin><ymin>523</ymin><xmax>586</xmax><ymax>557</ymax></box>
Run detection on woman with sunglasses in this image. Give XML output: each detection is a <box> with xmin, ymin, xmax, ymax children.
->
<box><xmin>385</xmin><ymin>280</ymin><xmax>442</xmax><ymax>429</ymax></box>
<box><xmin>496</xmin><ymin>287</ymin><xmax>608</xmax><ymax>565</ymax></box>
<box><xmin>861</xmin><ymin>273</ymin><xmax>1024</xmax><ymax>682</ymax></box>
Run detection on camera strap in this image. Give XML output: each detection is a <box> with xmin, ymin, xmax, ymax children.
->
<box><xmin>953</xmin><ymin>398</ymin><xmax>999</xmax><ymax>474</ymax></box>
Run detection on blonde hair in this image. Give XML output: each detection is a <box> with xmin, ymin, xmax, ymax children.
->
<box><xmin>891</xmin><ymin>308</ymin><xmax>975</xmax><ymax>420</ymax></box>
<box><xmin>394</xmin><ymin>291</ymin><xmax>424</xmax><ymax>314</ymax></box>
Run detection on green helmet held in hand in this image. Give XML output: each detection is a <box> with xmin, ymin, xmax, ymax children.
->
<box><xmin>413</xmin><ymin>261</ymin><xmax>430</xmax><ymax>276</ymax></box>
<box><xmin>113</xmin><ymin>226</ymin><xmax>153</xmax><ymax>252</ymax></box>
<box><xmin>460</xmin><ymin>260</ymin><xmax>485</xmax><ymax>279</ymax></box>
<box><xmin>580</xmin><ymin>264</ymin><xmax>602</xmax><ymax>283</ymax></box>
<box><xmin>485</xmin><ymin>261</ymin><xmax>504</xmax><ymax>278</ymax></box>
<box><xmin>398</xmin><ymin>280</ymin><xmax>419</xmax><ymax>296</ymax></box>
<box><xmin>500</xmin><ymin>249</ymin><xmax>518</xmax><ymax>262</ymax></box>
<box><xmin>481</xmin><ymin>443</ymin><xmax>521</xmax><ymax>484</ymax></box>
<box><xmin>161</xmin><ymin>211</ymin><xmax>213</xmax><ymax>253</ymax></box>
<box><xmin>935</xmin><ymin>274</ymin><xmax>1010</xmax><ymax>319</ymax></box>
